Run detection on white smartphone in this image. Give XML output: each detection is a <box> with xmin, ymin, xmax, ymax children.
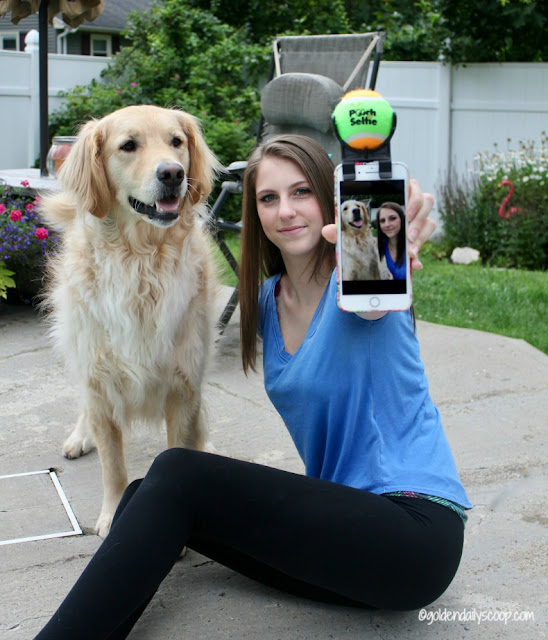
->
<box><xmin>334</xmin><ymin>161</ymin><xmax>411</xmax><ymax>313</ymax></box>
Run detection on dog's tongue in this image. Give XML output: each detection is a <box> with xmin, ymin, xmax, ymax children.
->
<box><xmin>352</xmin><ymin>219</ymin><xmax>363</xmax><ymax>228</ymax></box>
<box><xmin>156</xmin><ymin>197</ymin><xmax>180</xmax><ymax>213</ymax></box>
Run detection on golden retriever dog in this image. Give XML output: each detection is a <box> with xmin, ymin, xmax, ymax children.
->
<box><xmin>340</xmin><ymin>199</ymin><xmax>391</xmax><ymax>281</ymax></box>
<box><xmin>39</xmin><ymin>105</ymin><xmax>222</xmax><ymax>537</ymax></box>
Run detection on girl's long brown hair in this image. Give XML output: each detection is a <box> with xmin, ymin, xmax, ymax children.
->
<box><xmin>239</xmin><ymin>135</ymin><xmax>336</xmax><ymax>374</ymax></box>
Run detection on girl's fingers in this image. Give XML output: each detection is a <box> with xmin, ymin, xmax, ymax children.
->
<box><xmin>406</xmin><ymin>181</ymin><xmax>436</xmax><ymax>269</ymax></box>
<box><xmin>322</xmin><ymin>224</ymin><xmax>337</xmax><ymax>244</ymax></box>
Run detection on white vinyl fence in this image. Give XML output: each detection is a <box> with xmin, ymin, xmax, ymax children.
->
<box><xmin>0</xmin><ymin>31</ymin><xmax>110</xmax><ymax>171</ymax></box>
<box><xmin>1</xmin><ymin>33</ymin><xmax>547</xmax><ymax>221</ymax></box>
<box><xmin>377</xmin><ymin>61</ymin><xmax>548</xmax><ymax>211</ymax></box>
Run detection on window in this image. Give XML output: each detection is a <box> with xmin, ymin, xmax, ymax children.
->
<box><xmin>90</xmin><ymin>34</ymin><xmax>112</xmax><ymax>57</ymax></box>
<box><xmin>1</xmin><ymin>33</ymin><xmax>18</xmax><ymax>51</ymax></box>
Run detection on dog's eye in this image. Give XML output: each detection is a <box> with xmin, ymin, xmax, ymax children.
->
<box><xmin>120</xmin><ymin>140</ymin><xmax>137</xmax><ymax>152</ymax></box>
<box><xmin>171</xmin><ymin>137</ymin><xmax>182</xmax><ymax>148</ymax></box>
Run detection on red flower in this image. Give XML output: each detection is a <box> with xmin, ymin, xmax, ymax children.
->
<box><xmin>10</xmin><ymin>210</ymin><xmax>22</xmax><ymax>221</ymax></box>
<box><xmin>35</xmin><ymin>227</ymin><xmax>49</xmax><ymax>241</ymax></box>
<box><xmin>20</xmin><ymin>180</ymin><xmax>30</xmax><ymax>187</ymax></box>
<box><xmin>0</xmin><ymin>204</ymin><xmax>5</xmax><ymax>214</ymax></box>
<box><xmin>26</xmin><ymin>202</ymin><xmax>35</xmax><ymax>212</ymax></box>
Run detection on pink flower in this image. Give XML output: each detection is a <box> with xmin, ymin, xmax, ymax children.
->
<box><xmin>116</xmin><ymin>89</ymin><xmax>122</xmax><ymax>94</ymax></box>
<box><xmin>33</xmin><ymin>196</ymin><xmax>41</xmax><ymax>205</ymax></box>
<box><xmin>10</xmin><ymin>210</ymin><xmax>22</xmax><ymax>221</ymax></box>
<box><xmin>130</xmin><ymin>82</ymin><xmax>137</xmax><ymax>87</ymax></box>
<box><xmin>0</xmin><ymin>204</ymin><xmax>5</xmax><ymax>214</ymax></box>
<box><xmin>26</xmin><ymin>202</ymin><xmax>35</xmax><ymax>212</ymax></box>
<box><xmin>35</xmin><ymin>227</ymin><xmax>48</xmax><ymax>241</ymax></box>
<box><xmin>20</xmin><ymin>180</ymin><xmax>30</xmax><ymax>187</ymax></box>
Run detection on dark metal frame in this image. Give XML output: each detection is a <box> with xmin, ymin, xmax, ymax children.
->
<box><xmin>39</xmin><ymin>1</ymin><xmax>49</xmax><ymax>176</ymax></box>
<box><xmin>205</xmin><ymin>161</ymin><xmax>247</xmax><ymax>330</ymax></box>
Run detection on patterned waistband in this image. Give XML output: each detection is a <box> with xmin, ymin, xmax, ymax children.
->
<box><xmin>383</xmin><ymin>491</ymin><xmax>468</xmax><ymax>525</ymax></box>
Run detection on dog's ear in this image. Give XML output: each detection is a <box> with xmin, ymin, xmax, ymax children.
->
<box><xmin>180</xmin><ymin>113</ymin><xmax>222</xmax><ymax>205</ymax></box>
<box><xmin>58</xmin><ymin>119</ymin><xmax>111</xmax><ymax>218</ymax></box>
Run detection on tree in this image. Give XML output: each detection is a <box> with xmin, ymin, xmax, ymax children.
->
<box><xmin>185</xmin><ymin>0</ymin><xmax>351</xmax><ymax>43</ymax></box>
<box><xmin>439</xmin><ymin>0</ymin><xmax>547</xmax><ymax>63</ymax></box>
<box><xmin>364</xmin><ymin>0</ymin><xmax>450</xmax><ymax>62</ymax></box>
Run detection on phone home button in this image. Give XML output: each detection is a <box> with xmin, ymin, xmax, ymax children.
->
<box><xmin>370</xmin><ymin>297</ymin><xmax>380</xmax><ymax>308</ymax></box>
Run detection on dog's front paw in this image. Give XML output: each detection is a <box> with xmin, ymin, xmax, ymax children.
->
<box><xmin>63</xmin><ymin>413</ymin><xmax>95</xmax><ymax>459</ymax></box>
<box><xmin>63</xmin><ymin>433</ymin><xmax>94</xmax><ymax>459</ymax></box>
<box><xmin>95</xmin><ymin>511</ymin><xmax>114</xmax><ymax>538</ymax></box>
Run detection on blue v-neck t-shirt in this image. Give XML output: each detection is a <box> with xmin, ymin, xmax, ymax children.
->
<box><xmin>258</xmin><ymin>269</ymin><xmax>471</xmax><ymax>510</ymax></box>
<box><xmin>383</xmin><ymin>238</ymin><xmax>407</xmax><ymax>280</ymax></box>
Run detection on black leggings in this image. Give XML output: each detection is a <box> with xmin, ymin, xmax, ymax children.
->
<box><xmin>35</xmin><ymin>449</ymin><xmax>464</xmax><ymax>639</ymax></box>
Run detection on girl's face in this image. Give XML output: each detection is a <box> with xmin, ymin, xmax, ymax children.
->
<box><xmin>255</xmin><ymin>156</ymin><xmax>325</xmax><ymax>263</ymax></box>
<box><xmin>378</xmin><ymin>207</ymin><xmax>402</xmax><ymax>239</ymax></box>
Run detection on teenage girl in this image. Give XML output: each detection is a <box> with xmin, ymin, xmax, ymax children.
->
<box><xmin>35</xmin><ymin>134</ymin><xmax>470</xmax><ymax>639</ymax></box>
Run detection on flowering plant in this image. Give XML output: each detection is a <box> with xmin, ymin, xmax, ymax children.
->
<box><xmin>473</xmin><ymin>133</ymin><xmax>547</xmax><ymax>184</ymax></box>
<box><xmin>0</xmin><ymin>180</ymin><xmax>57</xmax><ymax>302</ymax></box>
<box><xmin>438</xmin><ymin>133</ymin><xmax>548</xmax><ymax>270</ymax></box>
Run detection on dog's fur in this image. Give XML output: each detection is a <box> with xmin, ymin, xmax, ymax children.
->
<box><xmin>340</xmin><ymin>199</ymin><xmax>391</xmax><ymax>281</ymax></box>
<box><xmin>39</xmin><ymin>105</ymin><xmax>221</xmax><ymax>537</ymax></box>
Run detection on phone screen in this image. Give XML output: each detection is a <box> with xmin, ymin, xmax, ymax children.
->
<box><xmin>335</xmin><ymin>162</ymin><xmax>411</xmax><ymax>312</ymax></box>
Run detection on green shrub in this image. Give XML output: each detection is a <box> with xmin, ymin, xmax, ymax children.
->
<box><xmin>439</xmin><ymin>133</ymin><xmax>548</xmax><ymax>270</ymax></box>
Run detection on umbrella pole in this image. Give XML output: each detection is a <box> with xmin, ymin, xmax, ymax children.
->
<box><xmin>39</xmin><ymin>0</ymin><xmax>49</xmax><ymax>176</ymax></box>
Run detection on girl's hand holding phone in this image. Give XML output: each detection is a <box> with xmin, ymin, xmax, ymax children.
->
<box><xmin>405</xmin><ymin>178</ymin><xmax>436</xmax><ymax>271</ymax></box>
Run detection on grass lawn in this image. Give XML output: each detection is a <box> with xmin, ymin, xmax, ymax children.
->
<box><xmin>213</xmin><ymin>234</ymin><xmax>548</xmax><ymax>355</ymax></box>
<box><xmin>413</xmin><ymin>247</ymin><xmax>548</xmax><ymax>354</ymax></box>
<box><xmin>212</xmin><ymin>232</ymin><xmax>240</xmax><ymax>289</ymax></box>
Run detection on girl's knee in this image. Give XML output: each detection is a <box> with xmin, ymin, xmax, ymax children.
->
<box><xmin>148</xmin><ymin>447</ymin><xmax>208</xmax><ymax>483</ymax></box>
<box><xmin>150</xmin><ymin>447</ymin><xmax>189</xmax><ymax>475</ymax></box>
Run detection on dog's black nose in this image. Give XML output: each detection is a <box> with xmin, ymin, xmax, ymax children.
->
<box><xmin>156</xmin><ymin>163</ymin><xmax>185</xmax><ymax>188</ymax></box>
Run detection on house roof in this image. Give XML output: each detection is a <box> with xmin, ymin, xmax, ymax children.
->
<box><xmin>0</xmin><ymin>0</ymin><xmax>155</xmax><ymax>34</ymax></box>
<box><xmin>80</xmin><ymin>0</ymin><xmax>154</xmax><ymax>32</ymax></box>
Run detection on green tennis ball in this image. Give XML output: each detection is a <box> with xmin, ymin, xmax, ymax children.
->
<box><xmin>333</xmin><ymin>89</ymin><xmax>394</xmax><ymax>151</ymax></box>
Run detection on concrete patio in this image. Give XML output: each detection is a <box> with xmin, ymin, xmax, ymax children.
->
<box><xmin>0</xmin><ymin>288</ymin><xmax>546</xmax><ymax>639</ymax></box>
